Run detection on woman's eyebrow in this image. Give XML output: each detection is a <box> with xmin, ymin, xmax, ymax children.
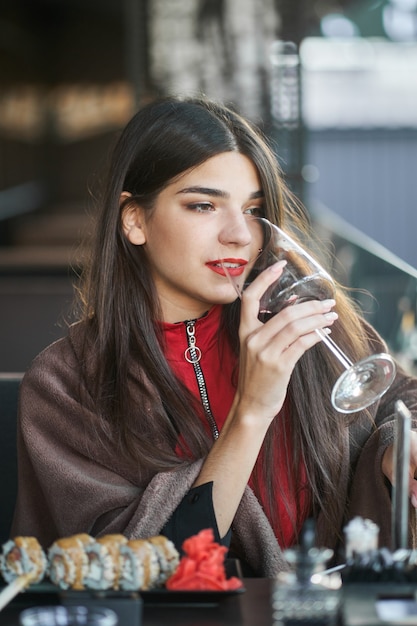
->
<box><xmin>249</xmin><ymin>190</ymin><xmax>264</xmax><ymax>200</ymax></box>
<box><xmin>177</xmin><ymin>186</ymin><xmax>229</xmax><ymax>198</ymax></box>
<box><xmin>176</xmin><ymin>186</ymin><xmax>264</xmax><ymax>199</ymax></box>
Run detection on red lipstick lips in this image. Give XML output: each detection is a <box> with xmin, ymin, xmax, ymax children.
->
<box><xmin>206</xmin><ymin>258</ymin><xmax>248</xmax><ymax>277</ymax></box>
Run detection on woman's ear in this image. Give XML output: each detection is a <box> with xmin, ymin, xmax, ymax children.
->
<box><xmin>120</xmin><ymin>192</ymin><xmax>147</xmax><ymax>245</ymax></box>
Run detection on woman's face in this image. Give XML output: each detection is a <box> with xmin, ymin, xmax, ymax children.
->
<box><xmin>122</xmin><ymin>152</ymin><xmax>264</xmax><ymax>323</ymax></box>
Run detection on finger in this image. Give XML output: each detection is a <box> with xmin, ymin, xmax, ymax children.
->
<box><xmin>240</xmin><ymin>261</ymin><xmax>287</xmax><ymax>324</ymax></box>
<box><xmin>410</xmin><ymin>477</ymin><xmax>417</xmax><ymax>508</ymax></box>
<box><xmin>269</xmin><ymin>326</ymin><xmax>329</xmax><ymax>370</ymax></box>
<box><xmin>250</xmin><ymin>300</ymin><xmax>338</xmax><ymax>349</ymax></box>
<box><xmin>271</xmin><ymin>299</ymin><xmax>337</xmax><ymax>329</ymax></box>
<box><xmin>244</xmin><ymin>311</ymin><xmax>336</xmax><ymax>379</ymax></box>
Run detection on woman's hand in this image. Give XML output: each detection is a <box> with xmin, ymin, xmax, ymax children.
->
<box><xmin>193</xmin><ymin>260</ymin><xmax>337</xmax><ymax>537</ymax></box>
<box><xmin>382</xmin><ymin>431</ymin><xmax>417</xmax><ymax>508</ymax></box>
<box><xmin>236</xmin><ymin>261</ymin><xmax>338</xmax><ymax>422</ymax></box>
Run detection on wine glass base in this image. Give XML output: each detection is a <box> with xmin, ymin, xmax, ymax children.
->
<box><xmin>331</xmin><ymin>353</ymin><xmax>397</xmax><ymax>414</ymax></box>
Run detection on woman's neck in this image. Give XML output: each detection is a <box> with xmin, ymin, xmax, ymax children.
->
<box><xmin>160</xmin><ymin>303</ymin><xmax>216</xmax><ymax>325</ymax></box>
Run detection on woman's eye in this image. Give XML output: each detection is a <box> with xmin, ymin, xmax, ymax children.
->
<box><xmin>187</xmin><ymin>202</ymin><xmax>215</xmax><ymax>212</ymax></box>
<box><xmin>244</xmin><ymin>206</ymin><xmax>264</xmax><ymax>217</ymax></box>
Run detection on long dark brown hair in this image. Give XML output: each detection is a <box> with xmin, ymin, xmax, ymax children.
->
<box><xmin>77</xmin><ymin>95</ymin><xmax>372</xmax><ymax>543</ymax></box>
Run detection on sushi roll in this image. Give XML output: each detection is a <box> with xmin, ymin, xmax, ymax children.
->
<box><xmin>147</xmin><ymin>535</ymin><xmax>179</xmax><ymax>585</ymax></box>
<box><xmin>83</xmin><ymin>534</ymin><xmax>128</xmax><ymax>590</ymax></box>
<box><xmin>48</xmin><ymin>533</ymin><xmax>93</xmax><ymax>590</ymax></box>
<box><xmin>0</xmin><ymin>536</ymin><xmax>47</xmax><ymax>584</ymax></box>
<box><xmin>119</xmin><ymin>539</ymin><xmax>160</xmax><ymax>591</ymax></box>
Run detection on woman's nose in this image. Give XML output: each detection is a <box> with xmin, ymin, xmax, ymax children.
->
<box><xmin>218</xmin><ymin>214</ymin><xmax>253</xmax><ymax>247</ymax></box>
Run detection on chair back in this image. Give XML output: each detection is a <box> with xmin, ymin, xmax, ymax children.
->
<box><xmin>0</xmin><ymin>372</ymin><xmax>23</xmax><ymax>545</ymax></box>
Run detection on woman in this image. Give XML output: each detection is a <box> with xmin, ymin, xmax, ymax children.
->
<box><xmin>12</xmin><ymin>96</ymin><xmax>417</xmax><ymax>576</ymax></box>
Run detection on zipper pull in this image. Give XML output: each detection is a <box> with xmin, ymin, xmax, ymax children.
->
<box><xmin>184</xmin><ymin>321</ymin><xmax>202</xmax><ymax>364</ymax></box>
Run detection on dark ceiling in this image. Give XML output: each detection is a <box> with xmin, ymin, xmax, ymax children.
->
<box><xmin>0</xmin><ymin>0</ymin><xmax>126</xmax><ymax>85</ymax></box>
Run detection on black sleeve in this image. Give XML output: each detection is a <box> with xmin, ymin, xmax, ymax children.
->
<box><xmin>160</xmin><ymin>481</ymin><xmax>231</xmax><ymax>553</ymax></box>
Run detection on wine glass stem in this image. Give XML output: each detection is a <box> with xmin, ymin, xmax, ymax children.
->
<box><xmin>315</xmin><ymin>329</ymin><xmax>354</xmax><ymax>370</ymax></box>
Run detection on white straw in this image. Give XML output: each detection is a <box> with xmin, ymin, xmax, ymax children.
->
<box><xmin>0</xmin><ymin>573</ymin><xmax>34</xmax><ymax>612</ymax></box>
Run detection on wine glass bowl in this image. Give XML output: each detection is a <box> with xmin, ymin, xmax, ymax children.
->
<box><xmin>259</xmin><ymin>271</ymin><xmax>335</xmax><ymax>323</ymax></box>
<box><xmin>223</xmin><ymin>217</ymin><xmax>396</xmax><ymax>414</ymax></box>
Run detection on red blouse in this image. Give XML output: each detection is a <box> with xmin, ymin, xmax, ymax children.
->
<box><xmin>160</xmin><ymin>305</ymin><xmax>310</xmax><ymax>548</ymax></box>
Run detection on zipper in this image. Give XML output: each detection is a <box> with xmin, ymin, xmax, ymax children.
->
<box><xmin>184</xmin><ymin>320</ymin><xmax>219</xmax><ymax>440</ymax></box>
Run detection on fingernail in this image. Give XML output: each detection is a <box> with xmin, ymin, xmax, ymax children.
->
<box><xmin>322</xmin><ymin>299</ymin><xmax>336</xmax><ymax>307</ymax></box>
<box><xmin>324</xmin><ymin>312</ymin><xmax>338</xmax><ymax>321</ymax></box>
<box><xmin>269</xmin><ymin>260</ymin><xmax>287</xmax><ymax>272</ymax></box>
<box><xmin>411</xmin><ymin>493</ymin><xmax>417</xmax><ymax>508</ymax></box>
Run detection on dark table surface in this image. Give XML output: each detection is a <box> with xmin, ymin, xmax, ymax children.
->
<box><xmin>3</xmin><ymin>578</ymin><xmax>416</xmax><ymax>626</ymax></box>
<box><xmin>0</xmin><ymin>578</ymin><xmax>275</xmax><ymax>626</ymax></box>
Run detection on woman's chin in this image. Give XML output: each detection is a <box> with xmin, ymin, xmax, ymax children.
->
<box><xmin>213</xmin><ymin>291</ymin><xmax>240</xmax><ymax>306</ymax></box>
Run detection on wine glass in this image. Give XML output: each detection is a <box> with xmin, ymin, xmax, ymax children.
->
<box><xmin>223</xmin><ymin>217</ymin><xmax>396</xmax><ymax>414</ymax></box>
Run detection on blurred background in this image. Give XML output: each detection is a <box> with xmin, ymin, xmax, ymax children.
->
<box><xmin>1</xmin><ymin>0</ymin><xmax>416</xmax><ymax>374</ymax></box>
